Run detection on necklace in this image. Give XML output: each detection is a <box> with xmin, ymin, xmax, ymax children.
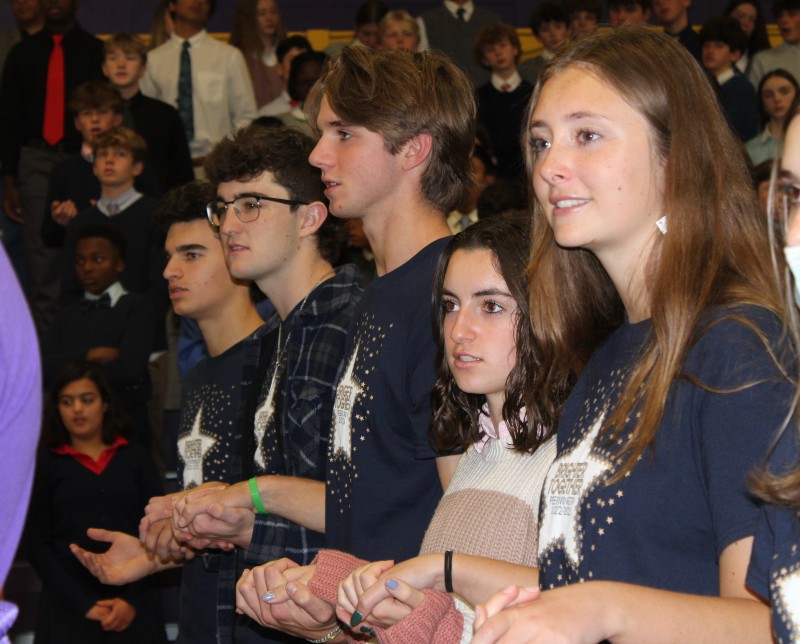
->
<box><xmin>274</xmin><ymin>268</ymin><xmax>336</xmax><ymax>363</ymax></box>
<box><xmin>253</xmin><ymin>268</ymin><xmax>336</xmax><ymax>470</ymax></box>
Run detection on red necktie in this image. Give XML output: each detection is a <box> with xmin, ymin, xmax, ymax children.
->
<box><xmin>42</xmin><ymin>34</ymin><xmax>65</xmax><ymax>146</ymax></box>
<box><xmin>501</xmin><ymin>83</ymin><xmax>511</xmax><ymax>92</ymax></box>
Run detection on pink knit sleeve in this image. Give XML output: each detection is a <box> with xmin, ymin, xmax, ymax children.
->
<box><xmin>371</xmin><ymin>589</ymin><xmax>464</xmax><ymax>644</ymax></box>
<box><xmin>308</xmin><ymin>549</ymin><xmax>368</xmax><ymax>607</ymax></box>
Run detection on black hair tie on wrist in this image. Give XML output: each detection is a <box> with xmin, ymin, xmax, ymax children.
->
<box><xmin>444</xmin><ymin>550</ymin><xmax>454</xmax><ymax>593</ymax></box>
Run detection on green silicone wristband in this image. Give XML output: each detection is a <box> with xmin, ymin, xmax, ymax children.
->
<box><xmin>248</xmin><ymin>477</ymin><xmax>267</xmax><ymax>514</ymax></box>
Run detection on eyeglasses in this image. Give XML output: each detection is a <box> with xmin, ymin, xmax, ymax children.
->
<box><xmin>206</xmin><ymin>195</ymin><xmax>309</xmax><ymax>227</ymax></box>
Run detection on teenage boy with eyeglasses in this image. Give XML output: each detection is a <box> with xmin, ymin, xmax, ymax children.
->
<box><xmin>72</xmin><ymin>126</ymin><xmax>362</xmax><ymax>644</ymax></box>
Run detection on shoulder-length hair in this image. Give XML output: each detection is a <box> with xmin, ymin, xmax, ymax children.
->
<box><xmin>430</xmin><ymin>215</ymin><xmax>556</xmax><ymax>454</ymax></box>
<box><xmin>725</xmin><ymin>0</ymin><xmax>771</xmax><ymax>59</ymax></box>
<box><xmin>524</xmin><ymin>27</ymin><xmax>786</xmax><ymax>478</ymax></box>
<box><xmin>43</xmin><ymin>363</ymin><xmax>131</xmax><ymax>449</ymax></box>
<box><xmin>229</xmin><ymin>0</ymin><xmax>287</xmax><ymax>60</ymax></box>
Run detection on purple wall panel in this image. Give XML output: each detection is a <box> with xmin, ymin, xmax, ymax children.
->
<box><xmin>0</xmin><ymin>1</ymin><xmax>738</xmax><ymax>35</ymax></box>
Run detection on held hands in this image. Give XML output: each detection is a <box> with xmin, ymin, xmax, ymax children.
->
<box><xmin>141</xmin><ymin>486</ymin><xmax>235</xmax><ymax>557</ymax></box>
<box><xmin>337</xmin><ymin>560</ymin><xmax>425</xmax><ymax>630</ymax></box>
<box><xmin>236</xmin><ymin>559</ymin><xmax>339</xmax><ymax>641</ymax></box>
<box><xmin>472</xmin><ymin>584</ymin><xmax>613</xmax><ymax>644</ymax></box>
<box><xmin>173</xmin><ymin>482</ymin><xmax>255</xmax><ymax>548</ymax></box>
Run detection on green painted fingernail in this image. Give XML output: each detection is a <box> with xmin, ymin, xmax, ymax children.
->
<box><xmin>360</xmin><ymin>626</ymin><xmax>376</xmax><ymax>637</ymax></box>
<box><xmin>350</xmin><ymin>610</ymin><xmax>363</xmax><ymax>627</ymax></box>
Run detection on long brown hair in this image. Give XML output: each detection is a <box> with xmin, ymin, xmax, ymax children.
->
<box><xmin>229</xmin><ymin>0</ymin><xmax>287</xmax><ymax>61</ymax></box>
<box><xmin>524</xmin><ymin>27</ymin><xmax>788</xmax><ymax>478</ymax></box>
<box><xmin>430</xmin><ymin>215</ymin><xmax>556</xmax><ymax>453</ymax></box>
<box><xmin>751</xmin><ymin>105</ymin><xmax>800</xmax><ymax>507</ymax></box>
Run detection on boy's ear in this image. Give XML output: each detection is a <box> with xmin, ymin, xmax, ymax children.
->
<box><xmin>112</xmin><ymin>113</ymin><xmax>123</xmax><ymax>128</ymax></box>
<box><xmin>132</xmin><ymin>161</ymin><xmax>144</xmax><ymax>178</ymax></box>
<box><xmin>730</xmin><ymin>48</ymin><xmax>742</xmax><ymax>64</ymax></box>
<box><xmin>298</xmin><ymin>201</ymin><xmax>328</xmax><ymax>239</ymax></box>
<box><xmin>115</xmin><ymin>255</ymin><xmax>126</xmax><ymax>273</ymax></box>
<box><xmin>401</xmin><ymin>133</ymin><xmax>433</xmax><ymax>171</ymax></box>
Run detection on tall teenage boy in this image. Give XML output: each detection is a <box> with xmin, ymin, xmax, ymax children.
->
<box><xmin>233</xmin><ymin>45</ymin><xmax>476</xmax><ymax>643</ymax></box>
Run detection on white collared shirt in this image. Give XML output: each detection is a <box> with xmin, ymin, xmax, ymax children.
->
<box><xmin>490</xmin><ymin>70</ymin><xmax>522</xmax><ymax>93</ymax></box>
<box><xmin>140</xmin><ymin>30</ymin><xmax>257</xmax><ymax>158</ymax></box>
<box><xmin>716</xmin><ymin>67</ymin><xmax>735</xmax><ymax>86</ymax></box>
<box><xmin>97</xmin><ymin>187</ymin><xmax>142</xmax><ymax>217</ymax></box>
<box><xmin>84</xmin><ymin>281</ymin><xmax>127</xmax><ymax>308</ymax></box>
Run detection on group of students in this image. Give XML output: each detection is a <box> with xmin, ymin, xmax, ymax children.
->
<box><xmin>6</xmin><ymin>5</ymin><xmax>800</xmax><ymax>644</ymax></box>
<box><xmin>8</xmin><ymin>23</ymin><xmax>797</xmax><ymax>644</ymax></box>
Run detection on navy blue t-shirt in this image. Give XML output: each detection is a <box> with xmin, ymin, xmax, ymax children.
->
<box><xmin>326</xmin><ymin>237</ymin><xmax>449</xmax><ymax>562</ymax></box>
<box><xmin>538</xmin><ymin>306</ymin><xmax>793</xmax><ymax>594</ymax></box>
<box><xmin>176</xmin><ymin>331</ymin><xmax>261</xmax><ymax>644</ymax></box>
<box><xmin>747</xmin><ymin>427</ymin><xmax>800</xmax><ymax>643</ymax></box>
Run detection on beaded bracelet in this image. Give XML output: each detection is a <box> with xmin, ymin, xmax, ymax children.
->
<box><xmin>306</xmin><ymin>625</ymin><xmax>342</xmax><ymax>643</ymax></box>
<box><xmin>248</xmin><ymin>477</ymin><xmax>267</xmax><ymax>514</ymax></box>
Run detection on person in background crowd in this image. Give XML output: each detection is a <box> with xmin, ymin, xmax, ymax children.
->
<box><xmin>230</xmin><ymin>0</ymin><xmax>287</xmax><ymax>109</ymax></box>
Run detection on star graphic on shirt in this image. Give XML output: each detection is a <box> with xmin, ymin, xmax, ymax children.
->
<box><xmin>775</xmin><ymin>565</ymin><xmax>800</xmax><ymax>639</ymax></box>
<box><xmin>177</xmin><ymin>404</ymin><xmax>218</xmax><ymax>489</ymax></box>
<box><xmin>253</xmin><ymin>368</ymin><xmax>279</xmax><ymax>470</ymax></box>
<box><xmin>538</xmin><ymin>411</ymin><xmax>613</xmax><ymax>569</ymax></box>
<box><xmin>331</xmin><ymin>342</ymin><xmax>362</xmax><ymax>460</ymax></box>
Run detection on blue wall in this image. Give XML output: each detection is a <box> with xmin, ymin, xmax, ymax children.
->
<box><xmin>0</xmin><ymin>1</ymin><xmax>735</xmax><ymax>34</ymax></box>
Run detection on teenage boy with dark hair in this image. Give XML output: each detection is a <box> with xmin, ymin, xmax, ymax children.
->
<box><xmin>171</xmin><ymin>124</ymin><xmax>362</xmax><ymax>643</ymax></box>
<box><xmin>653</xmin><ymin>0</ymin><xmax>702</xmax><ymax>62</ymax></box>
<box><xmin>71</xmin><ymin>180</ymin><xmax>267</xmax><ymax>644</ymax></box>
<box><xmin>259</xmin><ymin>35</ymin><xmax>312</xmax><ymax>117</ymax></box>
<box><xmin>474</xmin><ymin>24</ymin><xmax>533</xmax><ymax>179</ymax></box>
<box><xmin>749</xmin><ymin>0</ymin><xmax>800</xmax><ymax>88</ymax></box>
<box><xmin>102</xmin><ymin>33</ymin><xmax>193</xmax><ymax>193</ymax></box>
<box><xmin>277</xmin><ymin>51</ymin><xmax>327</xmax><ymax>137</ymax></box>
<box><xmin>44</xmin><ymin>80</ymin><xmax>161</xmax><ymax>247</ymax></box>
<box><xmin>519</xmin><ymin>1</ymin><xmax>569</xmax><ymax>84</ymax></box>
<box><xmin>608</xmin><ymin>0</ymin><xmax>652</xmax><ymax>27</ymax></box>
<box><xmin>225</xmin><ymin>45</ymin><xmax>474</xmax><ymax>643</ymax></box>
<box><xmin>71</xmin><ymin>127</ymin><xmax>362</xmax><ymax>644</ymax></box>
<box><xmin>700</xmin><ymin>16</ymin><xmax>759</xmax><ymax>141</ymax></box>
<box><xmin>0</xmin><ymin>0</ymin><xmax>103</xmax><ymax>332</ymax></box>
<box><xmin>568</xmin><ymin>0</ymin><xmax>601</xmax><ymax>39</ymax></box>
<box><xmin>41</xmin><ymin>223</ymin><xmax>154</xmax><ymax>445</ymax></box>
<box><xmin>447</xmin><ymin>143</ymin><xmax>496</xmax><ymax>233</ymax></box>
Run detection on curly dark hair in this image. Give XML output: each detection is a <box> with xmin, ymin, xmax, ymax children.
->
<box><xmin>155</xmin><ymin>180</ymin><xmax>217</xmax><ymax>232</ymax></box>
<box><xmin>43</xmin><ymin>363</ymin><xmax>131</xmax><ymax>449</ymax></box>
<box><xmin>430</xmin><ymin>215</ymin><xmax>555</xmax><ymax>454</ymax></box>
<box><xmin>205</xmin><ymin>125</ymin><xmax>345</xmax><ymax>264</ymax></box>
